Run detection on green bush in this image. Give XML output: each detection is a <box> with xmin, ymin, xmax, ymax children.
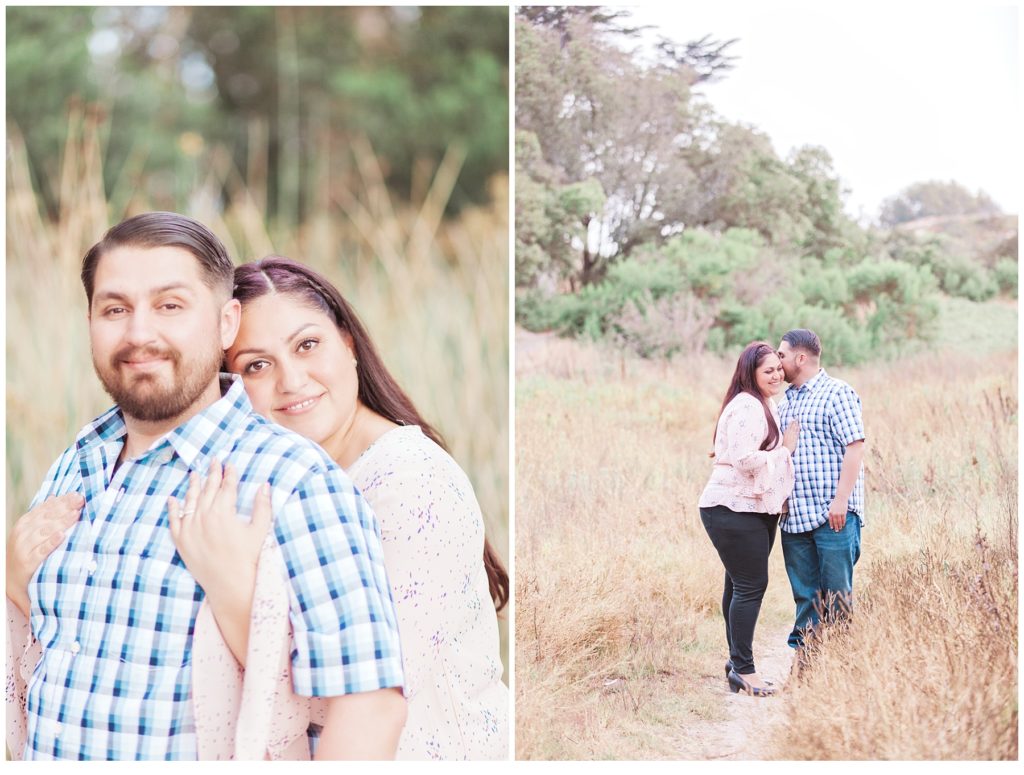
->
<box><xmin>516</xmin><ymin>288</ymin><xmax>566</xmax><ymax>332</ymax></box>
<box><xmin>993</xmin><ymin>258</ymin><xmax>1018</xmax><ymax>298</ymax></box>
<box><xmin>789</xmin><ymin>305</ymin><xmax>868</xmax><ymax>365</ymax></box>
<box><xmin>931</xmin><ymin>254</ymin><xmax>997</xmax><ymax>301</ymax></box>
<box><xmin>517</xmin><ymin>228</ymin><xmax>951</xmax><ymax>365</ymax></box>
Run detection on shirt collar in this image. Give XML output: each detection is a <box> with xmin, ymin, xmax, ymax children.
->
<box><xmin>787</xmin><ymin>367</ymin><xmax>828</xmax><ymax>397</ymax></box>
<box><xmin>75</xmin><ymin>374</ymin><xmax>254</xmax><ymax>470</ymax></box>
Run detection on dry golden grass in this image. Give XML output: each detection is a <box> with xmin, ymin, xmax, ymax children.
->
<box><xmin>5</xmin><ymin>112</ymin><xmax>509</xmax><ymax>674</ymax></box>
<box><xmin>514</xmin><ymin>329</ymin><xmax>1017</xmax><ymax>760</ymax></box>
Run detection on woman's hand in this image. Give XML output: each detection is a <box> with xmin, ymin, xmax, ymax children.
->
<box><xmin>782</xmin><ymin>419</ymin><xmax>800</xmax><ymax>453</ymax></box>
<box><xmin>6</xmin><ymin>493</ymin><xmax>84</xmax><ymax>618</ymax></box>
<box><xmin>168</xmin><ymin>461</ymin><xmax>272</xmax><ymax>665</ymax></box>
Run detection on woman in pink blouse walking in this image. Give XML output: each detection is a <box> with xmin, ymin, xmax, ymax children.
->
<box><xmin>699</xmin><ymin>341</ymin><xmax>799</xmax><ymax>697</ymax></box>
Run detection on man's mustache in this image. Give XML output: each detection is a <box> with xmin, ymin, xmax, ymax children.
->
<box><xmin>112</xmin><ymin>345</ymin><xmax>179</xmax><ymax>364</ymax></box>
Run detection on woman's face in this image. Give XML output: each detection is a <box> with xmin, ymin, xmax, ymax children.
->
<box><xmin>755</xmin><ymin>352</ymin><xmax>785</xmax><ymax>398</ymax></box>
<box><xmin>225</xmin><ymin>292</ymin><xmax>358</xmax><ymax>458</ymax></box>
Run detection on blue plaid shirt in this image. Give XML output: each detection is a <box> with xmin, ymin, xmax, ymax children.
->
<box><xmin>23</xmin><ymin>375</ymin><xmax>403</xmax><ymax>760</ymax></box>
<box><xmin>777</xmin><ymin>369</ymin><xmax>865</xmax><ymax>534</ymax></box>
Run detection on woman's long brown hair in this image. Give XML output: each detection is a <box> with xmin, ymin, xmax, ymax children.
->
<box><xmin>233</xmin><ymin>256</ymin><xmax>509</xmax><ymax>612</ymax></box>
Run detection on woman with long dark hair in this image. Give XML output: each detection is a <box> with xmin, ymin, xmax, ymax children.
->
<box><xmin>699</xmin><ymin>341</ymin><xmax>798</xmax><ymax>697</ymax></box>
<box><xmin>176</xmin><ymin>256</ymin><xmax>508</xmax><ymax>758</ymax></box>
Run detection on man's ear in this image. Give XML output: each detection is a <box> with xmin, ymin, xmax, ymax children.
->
<box><xmin>220</xmin><ymin>298</ymin><xmax>242</xmax><ymax>350</ymax></box>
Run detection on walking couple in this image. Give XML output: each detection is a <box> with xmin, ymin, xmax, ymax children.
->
<box><xmin>6</xmin><ymin>212</ymin><xmax>508</xmax><ymax>759</ymax></box>
<box><xmin>699</xmin><ymin>330</ymin><xmax>865</xmax><ymax>696</ymax></box>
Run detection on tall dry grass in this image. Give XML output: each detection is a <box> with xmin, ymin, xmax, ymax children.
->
<box><xmin>769</xmin><ymin>355</ymin><xmax>1017</xmax><ymax>759</ymax></box>
<box><xmin>5</xmin><ymin>110</ymin><xmax>509</xmax><ymax>674</ymax></box>
<box><xmin>514</xmin><ymin>329</ymin><xmax>1016</xmax><ymax>759</ymax></box>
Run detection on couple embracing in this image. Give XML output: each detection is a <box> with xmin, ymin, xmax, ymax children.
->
<box><xmin>6</xmin><ymin>212</ymin><xmax>508</xmax><ymax>759</ymax></box>
<box><xmin>699</xmin><ymin>330</ymin><xmax>866</xmax><ymax>696</ymax></box>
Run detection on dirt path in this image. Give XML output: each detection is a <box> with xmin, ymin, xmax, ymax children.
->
<box><xmin>668</xmin><ymin>622</ymin><xmax>795</xmax><ymax>760</ymax></box>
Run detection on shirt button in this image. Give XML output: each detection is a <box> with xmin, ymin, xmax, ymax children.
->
<box><xmin>54</xmin><ymin>723</ymin><xmax>62</xmax><ymax>736</ymax></box>
<box><xmin>70</xmin><ymin>641</ymin><xmax>81</xmax><ymax>654</ymax></box>
<box><xmin>87</xmin><ymin>559</ymin><xmax>98</xmax><ymax>574</ymax></box>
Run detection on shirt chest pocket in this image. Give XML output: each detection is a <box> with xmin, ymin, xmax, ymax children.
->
<box><xmin>90</xmin><ymin>489</ymin><xmax>187</xmax><ymax>570</ymax></box>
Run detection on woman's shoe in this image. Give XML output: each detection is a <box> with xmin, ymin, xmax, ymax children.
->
<box><xmin>728</xmin><ymin>669</ymin><xmax>776</xmax><ymax>697</ymax></box>
<box><xmin>725</xmin><ymin>660</ymin><xmax>773</xmax><ymax>686</ymax></box>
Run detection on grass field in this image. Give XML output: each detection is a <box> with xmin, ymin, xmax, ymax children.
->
<box><xmin>514</xmin><ymin>304</ymin><xmax>1017</xmax><ymax>760</ymax></box>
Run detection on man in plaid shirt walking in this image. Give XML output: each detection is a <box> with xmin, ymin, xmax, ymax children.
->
<box><xmin>776</xmin><ymin>329</ymin><xmax>866</xmax><ymax>655</ymax></box>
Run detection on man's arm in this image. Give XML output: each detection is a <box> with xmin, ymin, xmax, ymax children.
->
<box><xmin>828</xmin><ymin>439</ymin><xmax>864</xmax><ymax>531</ymax></box>
<box><xmin>314</xmin><ymin>688</ymin><xmax>407</xmax><ymax>760</ymax></box>
<box><xmin>277</xmin><ymin>466</ymin><xmax>406</xmax><ymax>756</ymax></box>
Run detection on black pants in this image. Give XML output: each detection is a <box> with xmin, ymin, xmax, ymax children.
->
<box><xmin>700</xmin><ymin>504</ymin><xmax>778</xmax><ymax>675</ymax></box>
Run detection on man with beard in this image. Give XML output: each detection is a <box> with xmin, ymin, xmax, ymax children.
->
<box><xmin>776</xmin><ymin>328</ymin><xmax>865</xmax><ymax>662</ymax></box>
<box><xmin>5</xmin><ymin>212</ymin><xmax>405</xmax><ymax>760</ymax></box>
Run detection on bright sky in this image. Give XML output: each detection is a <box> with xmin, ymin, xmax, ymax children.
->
<box><xmin>623</xmin><ymin>1</ymin><xmax>1020</xmax><ymax>221</ymax></box>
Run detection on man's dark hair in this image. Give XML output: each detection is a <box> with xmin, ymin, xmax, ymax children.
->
<box><xmin>81</xmin><ymin>212</ymin><xmax>234</xmax><ymax>305</ymax></box>
<box><xmin>782</xmin><ymin>328</ymin><xmax>822</xmax><ymax>357</ymax></box>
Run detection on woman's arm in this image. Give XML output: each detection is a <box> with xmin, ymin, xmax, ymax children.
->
<box><xmin>167</xmin><ymin>462</ymin><xmax>272</xmax><ymax>666</ymax></box>
<box><xmin>314</xmin><ymin>688</ymin><xmax>407</xmax><ymax>760</ymax></box>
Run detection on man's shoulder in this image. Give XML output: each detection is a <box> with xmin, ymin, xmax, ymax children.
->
<box><xmin>228</xmin><ymin>414</ymin><xmax>337</xmax><ymax>474</ymax></box>
<box><xmin>820</xmin><ymin>372</ymin><xmax>861</xmax><ymax>402</ymax></box>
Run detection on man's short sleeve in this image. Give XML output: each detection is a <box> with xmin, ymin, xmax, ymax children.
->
<box><xmin>828</xmin><ymin>384</ymin><xmax>865</xmax><ymax>447</ymax></box>
<box><xmin>272</xmin><ymin>467</ymin><xmax>404</xmax><ymax>698</ymax></box>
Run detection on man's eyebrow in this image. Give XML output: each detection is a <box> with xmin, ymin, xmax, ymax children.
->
<box><xmin>230</xmin><ymin>323</ymin><xmax>319</xmax><ymax>360</ymax></box>
<box><xmin>93</xmin><ymin>283</ymin><xmax>194</xmax><ymax>303</ymax></box>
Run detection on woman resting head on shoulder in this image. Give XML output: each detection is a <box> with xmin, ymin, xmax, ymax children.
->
<box><xmin>5</xmin><ymin>255</ymin><xmax>509</xmax><ymax>760</ymax></box>
<box><xmin>226</xmin><ymin>256</ymin><xmax>509</xmax><ymax>759</ymax></box>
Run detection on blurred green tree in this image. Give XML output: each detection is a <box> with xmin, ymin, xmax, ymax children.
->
<box><xmin>6</xmin><ymin>6</ymin><xmax>100</xmax><ymax>214</ymax></box>
<box><xmin>6</xmin><ymin>6</ymin><xmax>508</xmax><ymax>220</ymax></box>
<box><xmin>515</xmin><ymin>130</ymin><xmax>605</xmax><ymax>288</ymax></box>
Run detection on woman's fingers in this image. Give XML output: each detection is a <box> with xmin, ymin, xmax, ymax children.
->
<box><xmin>16</xmin><ymin>493</ymin><xmax>82</xmax><ymax>537</ymax></box>
<box><xmin>182</xmin><ymin>472</ymin><xmax>201</xmax><ymax>520</ymax></box>
<box><xmin>197</xmin><ymin>460</ymin><xmax>223</xmax><ymax>517</ymax></box>
<box><xmin>12</xmin><ymin>493</ymin><xmax>84</xmax><ymax>561</ymax></box>
<box><xmin>40</xmin><ymin>529</ymin><xmax>67</xmax><ymax>555</ymax></box>
<box><xmin>52</xmin><ymin>492</ymin><xmax>85</xmax><ymax>518</ymax></box>
<box><xmin>251</xmin><ymin>483</ymin><xmax>273</xmax><ymax>542</ymax></box>
<box><xmin>167</xmin><ymin>496</ymin><xmax>184</xmax><ymax>545</ymax></box>
<box><xmin>212</xmin><ymin>463</ymin><xmax>239</xmax><ymax>523</ymax></box>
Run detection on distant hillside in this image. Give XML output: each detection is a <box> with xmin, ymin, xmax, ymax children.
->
<box><xmin>894</xmin><ymin>212</ymin><xmax>1018</xmax><ymax>265</ymax></box>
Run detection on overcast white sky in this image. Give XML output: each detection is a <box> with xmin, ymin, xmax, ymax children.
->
<box><xmin>623</xmin><ymin>1</ymin><xmax>1020</xmax><ymax>221</ymax></box>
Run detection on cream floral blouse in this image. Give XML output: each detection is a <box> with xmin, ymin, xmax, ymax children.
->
<box><xmin>699</xmin><ymin>392</ymin><xmax>794</xmax><ymax>515</ymax></box>
<box><xmin>347</xmin><ymin>425</ymin><xmax>508</xmax><ymax>760</ymax></box>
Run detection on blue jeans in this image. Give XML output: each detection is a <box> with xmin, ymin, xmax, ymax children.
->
<box><xmin>781</xmin><ymin>512</ymin><xmax>861</xmax><ymax>649</ymax></box>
